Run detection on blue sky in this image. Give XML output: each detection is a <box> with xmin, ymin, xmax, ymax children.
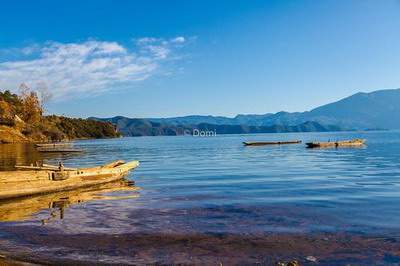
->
<box><xmin>0</xmin><ymin>0</ymin><xmax>400</xmax><ymax>118</ymax></box>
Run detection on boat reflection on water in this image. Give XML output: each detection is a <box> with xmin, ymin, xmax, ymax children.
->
<box><xmin>0</xmin><ymin>143</ymin><xmax>83</xmax><ymax>171</ymax></box>
<box><xmin>0</xmin><ymin>180</ymin><xmax>140</xmax><ymax>223</ymax></box>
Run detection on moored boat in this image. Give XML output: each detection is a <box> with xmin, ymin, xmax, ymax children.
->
<box><xmin>243</xmin><ymin>140</ymin><xmax>302</xmax><ymax>146</ymax></box>
<box><xmin>35</xmin><ymin>143</ymin><xmax>73</xmax><ymax>148</ymax></box>
<box><xmin>0</xmin><ymin>160</ymin><xmax>139</xmax><ymax>200</ymax></box>
<box><xmin>306</xmin><ymin>139</ymin><xmax>365</xmax><ymax>148</ymax></box>
<box><xmin>35</xmin><ymin>142</ymin><xmax>83</xmax><ymax>153</ymax></box>
<box><xmin>36</xmin><ymin>147</ymin><xmax>83</xmax><ymax>153</ymax></box>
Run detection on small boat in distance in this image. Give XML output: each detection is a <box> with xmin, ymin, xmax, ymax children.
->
<box><xmin>37</xmin><ymin>147</ymin><xmax>83</xmax><ymax>153</ymax></box>
<box><xmin>35</xmin><ymin>142</ymin><xmax>73</xmax><ymax>148</ymax></box>
<box><xmin>306</xmin><ymin>139</ymin><xmax>366</xmax><ymax>148</ymax></box>
<box><xmin>0</xmin><ymin>160</ymin><xmax>139</xmax><ymax>200</ymax></box>
<box><xmin>243</xmin><ymin>140</ymin><xmax>302</xmax><ymax>146</ymax></box>
<box><xmin>35</xmin><ymin>142</ymin><xmax>83</xmax><ymax>153</ymax></box>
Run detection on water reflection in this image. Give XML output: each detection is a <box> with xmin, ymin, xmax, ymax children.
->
<box><xmin>0</xmin><ymin>143</ymin><xmax>83</xmax><ymax>171</ymax></box>
<box><xmin>0</xmin><ymin>144</ymin><xmax>40</xmax><ymax>170</ymax></box>
<box><xmin>0</xmin><ymin>180</ymin><xmax>140</xmax><ymax>223</ymax></box>
<box><xmin>1</xmin><ymin>132</ymin><xmax>400</xmax><ymax>265</ymax></box>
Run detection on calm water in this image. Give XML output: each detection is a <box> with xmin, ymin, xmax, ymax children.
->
<box><xmin>1</xmin><ymin>131</ymin><xmax>400</xmax><ymax>265</ymax></box>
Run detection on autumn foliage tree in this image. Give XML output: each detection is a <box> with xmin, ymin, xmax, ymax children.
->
<box><xmin>18</xmin><ymin>83</ymin><xmax>43</xmax><ymax>125</ymax></box>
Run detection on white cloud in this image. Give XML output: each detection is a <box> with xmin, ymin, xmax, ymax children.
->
<box><xmin>171</xmin><ymin>37</ymin><xmax>185</xmax><ymax>43</ymax></box>
<box><xmin>0</xmin><ymin>37</ymin><xmax>187</xmax><ymax>100</ymax></box>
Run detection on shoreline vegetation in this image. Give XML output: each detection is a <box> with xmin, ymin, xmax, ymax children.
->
<box><xmin>0</xmin><ymin>89</ymin><xmax>120</xmax><ymax>144</ymax></box>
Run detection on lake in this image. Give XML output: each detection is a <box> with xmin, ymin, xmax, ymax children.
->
<box><xmin>1</xmin><ymin>131</ymin><xmax>400</xmax><ymax>265</ymax></box>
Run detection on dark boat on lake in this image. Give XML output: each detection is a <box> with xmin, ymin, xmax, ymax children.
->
<box><xmin>243</xmin><ymin>140</ymin><xmax>302</xmax><ymax>146</ymax></box>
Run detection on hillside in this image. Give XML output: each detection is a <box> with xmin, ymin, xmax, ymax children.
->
<box><xmin>0</xmin><ymin>90</ymin><xmax>120</xmax><ymax>143</ymax></box>
<box><xmin>145</xmin><ymin>88</ymin><xmax>400</xmax><ymax>129</ymax></box>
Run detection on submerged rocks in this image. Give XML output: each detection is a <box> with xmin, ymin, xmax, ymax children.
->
<box><xmin>305</xmin><ymin>256</ymin><xmax>317</xmax><ymax>262</ymax></box>
<box><xmin>277</xmin><ymin>260</ymin><xmax>300</xmax><ymax>266</ymax></box>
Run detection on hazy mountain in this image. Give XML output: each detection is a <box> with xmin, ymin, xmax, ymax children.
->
<box><xmin>303</xmin><ymin>89</ymin><xmax>400</xmax><ymax>129</ymax></box>
<box><xmin>146</xmin><ymin>88</ymin><xmax>400</xmax><ymax>129</ymax></box>
<box><xmin>92</xmin><ymin>116</ymin><xmax>344</xmax><ymax>136</ymax></box>
<box><xmin>195</xmin><ymin>121</ymin><xmax>342</xmax><ymax>135</ymax></box>
<box><xmin>92</xmin><ymin>88</ymin><xmax>399</xmax><ymax>136</ymax></box>
<box><xmin>98</xmin><ymin>116</ymin><xmax>190</xmax><ymax>136</ymax></box>
<box><xmin>148</xmin><ymin>115</ymin><xmax>242</xmax><ymax>126</ymax></box>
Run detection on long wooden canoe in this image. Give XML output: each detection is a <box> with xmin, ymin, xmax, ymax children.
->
<box><xmin>0</xmin><ymin>160</ymin><xmax>139</xmax><ymax>200</ymax></box>
<box><xmin>35</xmin><ymin>143</ymin><xmax>73</xmax><ymax>148</ymax></box>
<box><xmin>243</xmin><ymin>140</ymin><xmax>302</xmax><ymax>146</ymax></box>
<box><xmin>36</xmin><ymin>147</ymin><xmax>83</xmax><ymax>153</ymax></box>
<box><xmin>306</xmin><ymin>139</ymin><xmax>366</xmax><ymax>148</ymax></box>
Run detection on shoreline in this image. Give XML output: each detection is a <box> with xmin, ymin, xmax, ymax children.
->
<box><xmin>0</xmin><ymin>256</ymin><xmax>39</xmax><ymax>266</ymax></box>
<box><xmin>1</xmin><ymin>230</ymin><xmax>399</xmax><ymax>265</ymax></box>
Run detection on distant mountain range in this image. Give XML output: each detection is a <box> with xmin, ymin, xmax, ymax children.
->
<box><xmin>94</xmin><ymin>118</ymin><xmax>342</xmax><ymax>137</ymax></box>
<box><xmin>148</xmin><ymin>88</ymin><xmax>400</xmax><ymax>129</ymax></box>
<box><xmin>91</xmin><ymin>88</ymin><xmax>399</xmax><ymax>136</ymax></box>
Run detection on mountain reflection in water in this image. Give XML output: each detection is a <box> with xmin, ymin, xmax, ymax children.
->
<box><xmin>0</xmin><ymin>180</ymin><xmax>140</xmax><ymax>223</ymax></box>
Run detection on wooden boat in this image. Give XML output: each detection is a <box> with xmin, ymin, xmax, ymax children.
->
<box><xmin>243</xmin><ymin>140</ymin><xmax>302</xmax><ymax>146</ymax></box>
<box><xmin>0</xmin><ymin>180</ymin><xmax>140</xmax><ymax>222</ymax></box>
<box><xmin>0</xmin><ymin>160</ymin><xmax>139</xmax><ymax>200</ymax></box>
<box><xmin>306</xmin><ymin>139</ymin><xmax>366</xmax><ymax>148</ymax></box>
<box><xmin>35</xmin><ymin>142</ymin><xmax>83</xmax><ymax>153</ymax></box>
<box><xmin>35</xmin><ymin>143</ymin><xmax>73</xmax><ymax>148</ymax></box>
<box><xmin>36</xmin><ymin>147</ymin><xmax>83</xmax><ymax>153</ymax></box>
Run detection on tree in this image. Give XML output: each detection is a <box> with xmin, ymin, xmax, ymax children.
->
<box><xmin>36</xmin><ymin>81</ymin><xmax>53</xmax><ymax>112</ymax></box>
<box><xmin>18</xmin><ymin>84</ymin><xmax>43</xmax><ymax>125</ymax></box>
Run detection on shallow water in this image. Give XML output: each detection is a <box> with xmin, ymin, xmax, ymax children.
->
<box><xmin>1</xmin><ymin>131</ymin><xmax>400</xmax><ymax>264</ymax></box>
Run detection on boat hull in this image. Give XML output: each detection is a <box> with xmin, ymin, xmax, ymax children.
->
<box><xmin>37</xmin><ymin>147</ymin><xmax>83</xmax><ymax>153</ymax></box>
<box><xmin>306</xmin><ymin>139</ymin><xmax>366</xmax><ymax>148</ymax></box>
<box><xmin>243</xmin><ymin>140</ymin><xmax>302</xmax><ymax>146</ymax></box>
<box><xmin>0</xmin><ymin>160</ymin><xmax>139</xmax><ymax>200</ymax></box>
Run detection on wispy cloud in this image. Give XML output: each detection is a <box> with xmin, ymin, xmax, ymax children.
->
<box><xmin>0</xmin><ymin>37</ymin><xmax>188</xmax><ymax>99</ymax></box>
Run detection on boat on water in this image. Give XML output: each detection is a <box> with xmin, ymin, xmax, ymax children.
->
<box><xmin>0</xmin><ymin>160</ymin><xmax>139</xmax><ymax>200</ymax></box>
<box><xmin>36</xmin><ymin>147</ymin><xmax>83</xmax><ymax>153</ymax></box>
<box><xmin>306</xmin><ymin>139</ymin><xmax>366</xmax><ymax>148</ymax></box>
<box><xmin>35</xmin><ymin>143</ymin><xmax>73</xmax><ymax>148</ymax></box>
<box><xmin>35</xmin><ymin>142</ymin><xmax>83</xmax><ymax>153</ymax></box>
<box><xmin>243</xmin><ymin>140</ymin><xmax>302</xmax><ymax>146</ymax></box>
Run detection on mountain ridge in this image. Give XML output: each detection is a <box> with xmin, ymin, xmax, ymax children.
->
<box><xmin>91</xmin><ymin>88</ymin><xmax>400</xmax><ymax>136</ymax></box>
<box><xmin>144</xmin><ymin>88</ymin><xmax>400</xmax><ymax>129</ymax></box>
<box><xmin>91</xmin><ymin>117</ymin><xmax>345</xmax><ymax>137</ymax></box>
